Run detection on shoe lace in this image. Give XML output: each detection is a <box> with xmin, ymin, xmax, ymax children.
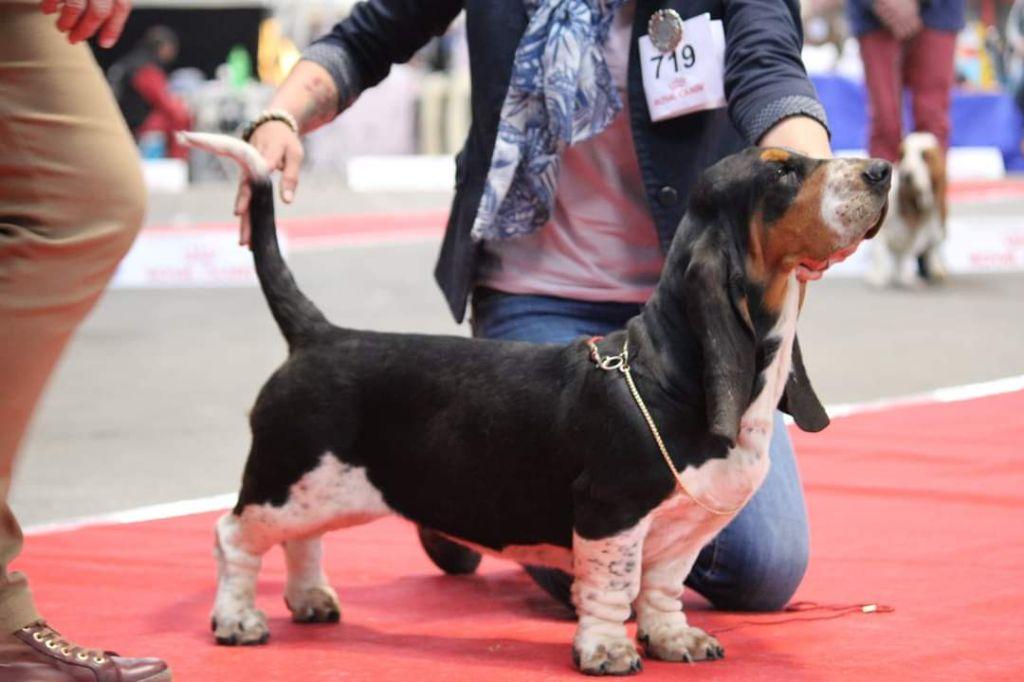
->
<box><xmin>22</xmin><ymin>622</ymin><xmax>108</xmax><ymax>664</ymax></box>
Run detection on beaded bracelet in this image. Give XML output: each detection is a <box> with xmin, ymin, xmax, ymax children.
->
<box><xmin>241</xmin><ymin>109</ymin><xmax>299</xmax><ymax>142</ymax></box>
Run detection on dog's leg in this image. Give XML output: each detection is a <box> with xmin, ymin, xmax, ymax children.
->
<box><xmin>211</xmin><ymin>512</ymin><xmax>271</xmax><ymax>645</ymax></box>
<box><xmin>570</xmin><ymin>520</ymin><xmax>649</xmax><ymax>676</ymax></box>
<box><xmin>634</xmin><ymin>550</ymin><xmax>723</xmax><ymax>663</ymax></box>
<box><xmin>922</xmin><ymin>242</ymin><xmax>948</xmax><ymax>283</ymax></box>
<box><xmin>211</xmin><ymin>452</ymin><xmax>388</xmax><ymax>644</ymax></box>
<box><xmin>865</xmin><ymin>240</ymin><xmax>894</xmax><ymax>288</ymax></box>
<box><xmin>283</xmin><ymin>536</ymin><xmax>341</xmax><ymax>623</ymax></box>
<box><xmin>896</xmin><ymin>252</ymin><xmax>920</xmax><ymax>288</ymax></box>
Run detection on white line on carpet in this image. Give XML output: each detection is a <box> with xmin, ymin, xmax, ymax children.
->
<box><xmin>25</xmin><ymin>493</ymin><xmax>237</xmax><ymax>537</ymax></box>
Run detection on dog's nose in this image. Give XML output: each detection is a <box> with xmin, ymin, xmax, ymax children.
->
<box><xmin>862</xmin><ymin>160</ymin><xmax>892</xmax><ymax>187</ymax></box>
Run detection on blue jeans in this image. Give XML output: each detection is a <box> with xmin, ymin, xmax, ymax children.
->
<box><xmin>472</xmin><ymin>288</ymin><xmax>810</xmax><ymax>611</ymax></box>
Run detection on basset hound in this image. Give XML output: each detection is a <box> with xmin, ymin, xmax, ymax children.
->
<box><xmin>179</xmin><ymin>132</ymin><xmax>890</xmax><ymax>675</ymax></box>
<box><xmin>867</xmin><ymin>131</ymin><xmax>949</xmax><ymax>287</ymax></box>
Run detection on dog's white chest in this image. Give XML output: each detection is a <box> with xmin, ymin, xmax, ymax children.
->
<box><xmin>675</xmin><ymin>276</ymin><xmax>800</xmax><ymax>514</ymax></box>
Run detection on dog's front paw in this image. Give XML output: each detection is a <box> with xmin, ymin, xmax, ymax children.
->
<box><xmin>638</xmin><ymin>624</ymin><xmax>723</xmax><ymax>663</ymax></box>
<box><xmin>897</xmin><ymin>265</ymin><xmax>924</xmax><ymax>289</ymax></box>
<box><xmin>285</xmin><ymin>584</ymin><xmax>341</xmax><ymax>624</ymax></box>
<box><xmin>211</xmin><ymin>606</ymin><xmax>270</xmax><ymax>645</ymax></box>
<box><xmin>923</xmin><ymin>250</ymin><xmax>948</xmax><ymax>283</ymax></box>
<box><xmin>572</xmin><ymin>636</ymin><xmax>642</xmax><ymax>676</ymax></box>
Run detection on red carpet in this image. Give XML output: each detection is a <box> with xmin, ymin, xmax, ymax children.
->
<box><xmin>17</xmin><ymin>391</ymin><xmax>1024</xmax><ymax>680</ymax></box>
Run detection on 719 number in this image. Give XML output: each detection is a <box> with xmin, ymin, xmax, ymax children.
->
<box><xmin>650</xmin><ymin>44</ymin><xmax>696</xmax><ymax>78</ymax></box>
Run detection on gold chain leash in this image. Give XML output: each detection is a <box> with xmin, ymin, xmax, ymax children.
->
<box><xmin>587</xmin><ymin>337</ymin><xmax>750</xmax><ymax>516</ymax></box>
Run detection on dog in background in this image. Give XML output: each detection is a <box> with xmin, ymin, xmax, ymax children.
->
<box><xmin>867</xmin><ymin>131</ymin><xmax>949</xmax><ymax>287</ymax></box>
<box><xmin>180</xmin><ymin>132</ymin><xmax>889</xmax><ymax>676</ymax></box>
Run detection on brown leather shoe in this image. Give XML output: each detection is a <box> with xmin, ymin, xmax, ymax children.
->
<box><xmin>0</xmin><ymin>621</ymin><xmax>171</xmax><ymax>681</ymax></box>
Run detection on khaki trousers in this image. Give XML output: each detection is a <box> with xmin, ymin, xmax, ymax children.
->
<box><xmin>0</xmin><ymin>4</ymin><xmax>146</xmax><ymax>633</ymax></box>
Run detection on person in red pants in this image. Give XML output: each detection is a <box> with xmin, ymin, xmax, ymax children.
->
<box><xmin>848</xmin><ymin>0</ymin><xmax>964</xmax><ymax>160</ymax></box>
<box><xmin>847</xmin><ymin>0</ymin><xmax>964</xmax><ymax>278</ymax></box>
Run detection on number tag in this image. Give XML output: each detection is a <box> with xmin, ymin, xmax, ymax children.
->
<box><xmin>639</xmin><ymin>13</ymin><xmax>726</xmax><ymax>122</ymax></box>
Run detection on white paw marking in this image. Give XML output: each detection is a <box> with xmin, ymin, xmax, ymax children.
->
<box><xmin>639</xmin><ymin>623</ymin><xmax>724</xmax><ymax>663</ymax></box>
<box><xmin>573</xmin><ymin>629</ymin><xmax>643</xmax><ymax>675</ymax></box>
<box><xmin>212</xmin><ymin>513</ymin><xmax>268</xmax><ymax>645</ymax></box>
<box><xmin>212</xmin><ymin>603</ymin><xmax>269</xmax><ymax>646</ymax></box>
<box><xmin>285</xmin><ymin>584</ymin><xmax>342</xmax><ymax>623</ymax></box>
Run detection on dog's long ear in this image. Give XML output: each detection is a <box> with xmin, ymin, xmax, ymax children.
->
<box><xmin>779</xmin><ymin>336</ymin><xmax>829</xmax><ymax>432</ymax></box>
<box><xmin>922</xmin><ymin>145</ymin><xmax>948</xmax><ymax>227</ymax></box>
<box><xmin>683</xmin><ymin>241</ymin><xmax>757</xmax><ymax>447</ymax></box>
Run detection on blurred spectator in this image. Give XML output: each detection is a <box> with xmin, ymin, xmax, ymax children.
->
<box><xmin>847</xmin><ymin>0</ymin><xmax>966</xmax><ymax>161</ymax></box>
<box><xmin>1008</xmin><ymin>0</ymin><xmax>1024</xmax><ymax>126</ymax></box>
<box><xmin>984</xmin><ymin>24</ymin><xmax>1007</xmax><ymax>86</ymax></box>
<box><xmin>108</xmin><ymin>26</ymin><xmax>192</xmax><ymax>159</ymax></box>
<box><xmin>802</xmin><ymin>0</ymin><xmax>848</xmax><ymax>54</ymax></box>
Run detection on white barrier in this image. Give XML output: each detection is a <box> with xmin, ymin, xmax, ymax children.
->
<box><xmin>110</xmin><ymin>228</ymin><xmax>285</xmax><ymax>289</ymax></box>
<box><xmin>828</xmin><ymin>212</ymin><xmax>1024</xmax><ymax>278</ymax></box>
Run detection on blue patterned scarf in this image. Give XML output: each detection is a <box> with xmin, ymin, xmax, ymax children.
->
<box><xmin>471</xmin><ymin>0</ymin><xmax>630</xmax><ymax>241</ymax></box>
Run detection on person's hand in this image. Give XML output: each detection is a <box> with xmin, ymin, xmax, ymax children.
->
<box><xmin>40</xmin><ymin>0</ymin><xmax>131</xmax><ymax>48</ymax></box>
<box><xmin>759</xmin><ymin>116</ymin><xmax>833</xmax><ymax>159</ymax></box>
<box><xmin>871</xmin><ymin>0</ymin><xmax>922</xmax><ymax>41</ymax></box>
<box><xmin>234</xmin><ymin>120</ymin><xmax>304</xmax><ymax>247</ymax></box>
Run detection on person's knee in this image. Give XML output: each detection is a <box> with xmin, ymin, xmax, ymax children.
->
<box><xmin>712</xmin><ymin>526</ymin><xmax>810</xmax><ymax>612</ymax></box>
<box><xmin>100</xmin><ymin>156</ymin><xmax>146</xmax><ymax>254</ymax></box>
<box><xmin>76</xmin><ymin>147</ymin><xmax>147</xmax><ymax>261</ymax></box>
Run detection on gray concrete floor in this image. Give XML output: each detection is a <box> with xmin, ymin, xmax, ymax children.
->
<box><xmin>11</xmin><ymin>184</ymin><xmax>1024</xmax><ymax>526</ymax></box>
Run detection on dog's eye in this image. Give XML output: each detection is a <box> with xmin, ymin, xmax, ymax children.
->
<box><xmin>776</xmin><ymin>165</ymin><xmax>793</xmax><ymax>177</ymax></box>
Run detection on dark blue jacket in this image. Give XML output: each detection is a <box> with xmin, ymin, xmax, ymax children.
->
<box><xmin>305</xmin><ymin>0</ymin><xmax>827</xmax><ymax>322</ymax></box>
<box><xmin>846</xmin><ymin>0</ymin><xmax>966</xmax><ymax>37</ymax></box>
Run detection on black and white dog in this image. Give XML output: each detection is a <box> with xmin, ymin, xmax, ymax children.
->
<box><xmin>180</xmin><ymin>133</ymin><xmax>889</xmax><ymax>675</ymax></box>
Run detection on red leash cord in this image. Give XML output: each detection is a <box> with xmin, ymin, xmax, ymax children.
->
<box><xmin>710</xmin><ymin>601</ymin><xmax>895</xmax><ymax>635</ymax></box>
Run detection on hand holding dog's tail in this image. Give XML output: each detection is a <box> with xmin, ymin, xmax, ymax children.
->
<box><xmin>177</xmin><ymin>132</ymin><xmax>330</xmax><ymax>347</ymax></box>
<box><xmin>233</xmin><ymin>122</ymin><xmax>304</xmax><ymax>246</ymax></box>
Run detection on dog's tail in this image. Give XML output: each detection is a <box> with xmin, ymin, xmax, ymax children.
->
<box><xmin>177</xmin><ymin>132</ymin><xmax>330</xmax><ymax>347</ymax></box>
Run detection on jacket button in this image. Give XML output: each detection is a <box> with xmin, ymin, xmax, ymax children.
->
<box><xmin>656</xmin><ymin>186</ymin><xmax>679</xmax><ymax>207</ymax></box>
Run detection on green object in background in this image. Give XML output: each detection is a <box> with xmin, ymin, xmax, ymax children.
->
<box><xmin>226</xmin><ymin>45</ymin><xmax>252</xmax><ymax>88</ymax></box>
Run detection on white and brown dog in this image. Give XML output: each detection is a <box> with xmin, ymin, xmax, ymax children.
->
<box><xmin>180</xmin><ymin>132</ymin><xmax>889</xmax><ymax>675</ymax></box>
<box><xmin>867</xmin><ymin>131</ymin><xmax>949</xmax><ymax>287</ymax></box>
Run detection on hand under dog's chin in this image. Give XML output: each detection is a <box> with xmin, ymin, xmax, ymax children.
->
<box><xmin>794</xmin><ymin>241</ymin><xmax>863</xmax><ymax>282</ymax></box>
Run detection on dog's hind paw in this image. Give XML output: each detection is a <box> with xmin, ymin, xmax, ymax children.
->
<box><xmin>211</xmin><ymin>607</ymin><xmax>270</xmax><ymax>646</ymax></box>
<box><xmin>637</xmin><ymin>624</ymin><xmax>723</xmax><ymax>663</ymax></box>
<box><xmin>285</xmin><ymin>585</ymin><xmax>342</xmax><ymax>624</ymax></box>
<box><xmin>572</xmin><ymin>638</ymin><xmax>642</xmax><ymax>676</ymax></box>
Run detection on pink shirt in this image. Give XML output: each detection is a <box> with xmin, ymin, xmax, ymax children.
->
<box><xmin>477</xmin><ymin>3</ymin><xmax>665</xmax><ymax>303</ymax></box>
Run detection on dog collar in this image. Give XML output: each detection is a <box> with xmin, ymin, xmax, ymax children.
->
<box><xmin>586</xmin><ymin>336</ymin><xmax>750</xmax><ymax>516</ymax></box>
